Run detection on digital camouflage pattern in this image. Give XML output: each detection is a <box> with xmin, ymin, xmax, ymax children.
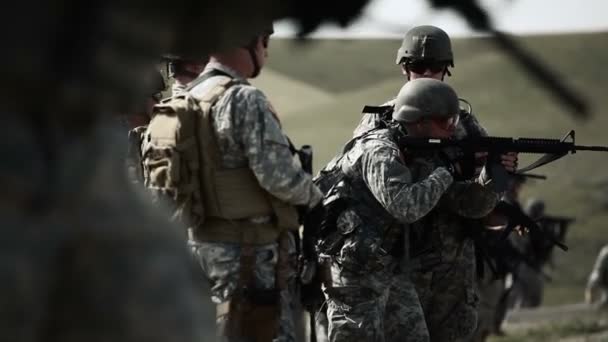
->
<box><xmin>0</xmin><ymin>117</ymin><xmax>215</xmax><ymax>342</ymax></box>
<box><xmin>191</xmin><ymin>232</ymin><xmax>299</xmax><ymax>342</ymax></box>
<box><xmin>409</xmin><ymin>164</ymin><xmax>498</xmax><ymax>342</ymax></box>
<box><xmin>189</xmin><ymin>61</ymin><xmax>322</xmax><ymax>207</ymax></box>
<box><xmin>320</xmin><ymin>128</ymin><xmax>454</xmax><ymax>342</ymax></box>
<box><xmin>411</xmin><ymin>180</ymin><xmax>498</xmax><ymax>342</ymax></box>
<box><xmin>188</xmin><ymin>61</ymin><xmax>321</xmax><ymax>341</ymax></box>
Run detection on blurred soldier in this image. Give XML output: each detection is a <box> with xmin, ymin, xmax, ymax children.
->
<box><xmin>472</xmin><ymin>175</ymin><xmax>528</xmax><ymax>341</ymax></box>
<box><xmin>1</xmin><ymin>113</ymin><xmax>215</xmax><ymax>342</ymax></box>
<box><xmin>586</xmin><ymin>245</ymin><xmax>608</xmax><ymax>308</ymax></box>
<box><xmin>509</xmin><ymin>198</ymin><xmax>569</xmax><ymax>309</ymax></box>
<box><xmin>315</xmin><ymin>79</ymin><xmax>496</xmax><ymax>342</ymax></box>
<box><xmin>0</xmin><ymin>4</ymin><xmax>381</xmax><ymax>342</ymax></box>
<box><xmin>162</xmin><ymin>54</ymin><xmax>208</xmax><ymax>96</ymax></box>
<box><xmin>143</xmin><ymin>23</ymin><xmax>322</xmax><ymax>342</ymax></box>
<box><xmin>507</xmin><ymin>199</ymin><xmax>545</xmax><ymax>309</ymax></box>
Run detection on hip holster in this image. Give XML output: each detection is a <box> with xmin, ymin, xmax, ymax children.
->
<box><xmin>218</xmin><ymin>230</ymin><xmax>290</xmax><ymax>341</ymax></box>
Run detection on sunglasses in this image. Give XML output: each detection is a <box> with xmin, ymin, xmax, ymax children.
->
<box><xmin>262</xmin><ymin>35</ymin><xmax>270</xmax><ymax>49</ymax></box>
<box><xmin>405</xmin><ymin>60</ymin><xmax>448</xmax><ymax>74</ymax></box>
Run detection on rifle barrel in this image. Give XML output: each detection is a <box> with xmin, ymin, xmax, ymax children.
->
<box><xmin>575</xmin><ymin>145</ymin><xmax>608</xmax><ymax>152</ymax></box>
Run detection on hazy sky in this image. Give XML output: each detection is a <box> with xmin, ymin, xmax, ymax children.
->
<box><xmin>275</xmin><ymin>0</ymin><xmax>608</xmax><ymax>38</ymax></box>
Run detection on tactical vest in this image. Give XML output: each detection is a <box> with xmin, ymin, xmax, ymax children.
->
<box><xmin>141</xmin><ymin>73</ymin><xmax>298</xmax><ymax>244</ymax></box>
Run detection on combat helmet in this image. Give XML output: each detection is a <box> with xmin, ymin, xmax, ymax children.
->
<box><xmin>396</xmin><ymin>25</ymin><xmax>454</xmax><ymax>66</ymax></box>
<box><xmin>392</xmin><ymin>78</ymin><xmax>459</xmax><ymax>124</ymax></box>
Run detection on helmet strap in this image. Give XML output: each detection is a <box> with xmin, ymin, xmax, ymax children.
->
<box><xmin>443</xmin><ymin>67</ymin><xmax>452</xmax><ymax>79</ymax></box>
<box><xmin>247</xmin><ymin>46</ymin><xmax>261</xmax><ymax>78</ymax></box>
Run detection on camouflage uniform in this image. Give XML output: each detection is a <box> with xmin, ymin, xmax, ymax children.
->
<box><xmin>0</xmin><ymin>116</ymin><xmax>215</xmax><ymax>342</ymax></box>
<box><xmin>320</xmin><ymin>127</ymin><xmax>455</xmax><ymax>342</ymax></box>
<box><xmin>188</xmin><ymin>61</ymin><xmax>322</xmax><ymax>342</ymax></box>
<box><xmin>586</xmin><ymin>245</ymin><xmax>608</xmax><ymax>308</ymax></box>
<box><xmin>354</xmin><ymin>98</ymin><xmax>493</xmax><ymax>342</ymax></box>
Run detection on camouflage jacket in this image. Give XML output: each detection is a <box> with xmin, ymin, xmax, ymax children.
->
<box><xmin>318</xmin><ymin>127</ymin><xmax>454</xmax><ymax>271</ymax></box>
<box><xmin>189</xmin><ymin>61</ymin><xmax>322</xmax><ymax>208</ymax></box>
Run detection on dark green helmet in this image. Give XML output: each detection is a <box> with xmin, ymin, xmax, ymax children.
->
<box><xmin>396</xmin><ymin>25</ymin><xmax>454</xmax><ymax>66</ymax></box>
<box><xmin>392</xmin><ymin>78</ymin><xmax>459</xmax><ymax>124</ymax></box>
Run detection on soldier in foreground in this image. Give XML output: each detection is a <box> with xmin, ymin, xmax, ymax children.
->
<box><xmin>316</xmin><ymin>78</ymin><xmax>485</xmax><ymax>342</ymax></box>
<box><xmin>142</xmin><ymin>24</ymin><xmax>321</xmax><ymax>342</ymax></box>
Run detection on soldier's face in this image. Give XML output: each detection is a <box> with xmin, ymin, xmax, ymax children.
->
<box><xmin>403</xmin><ymin>60</ymin><xmax>447</xmax><ymax>81</ymax></box>
<box><xmin>254</xmin><ymin>34</ymin><xmax>270</xmax><ymax>69</ymax></box>
<box><xmin>426</xmin><ymin>115</ymin><xmax>458</xmax><ymax>138</ymax></box>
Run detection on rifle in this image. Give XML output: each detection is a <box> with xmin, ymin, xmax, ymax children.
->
<box><xmin>540</xmin><ymin>215</ymin><xmax>575</xmax><ymax>226</ymax></box>
<box><xmin>292</xmin><ymin>143</ymin><xmax>325</xmax><ymax>342</ymax></box>
<box><xmin>493</xmin><ymin>201</ymin><xmax>568</xmax><ymax>252</ymax></box>
<box><xmin>473</xmin><ymin>200</ymin><xmax>566</xmax><ymax>283</ymax></box>
<box><xmin>398</xmin><ymin>130</ymin><xmax>608</xmax><ymax>192</ymax></box>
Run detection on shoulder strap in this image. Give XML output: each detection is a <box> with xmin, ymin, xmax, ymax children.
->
<box><xmin>197</xmin><ymin>75</ymin><xmax>239</xmax><ymax>168</ymax></box>
<box><xmin>185</xmin><ymin>68</ymin><xmax>232</xmax><ymax>92</ymax></box>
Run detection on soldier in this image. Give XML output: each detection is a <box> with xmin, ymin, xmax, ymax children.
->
<box><xmin>586</xmin><ymin>245</ymin><xmax>608</xmax><ymax>308</ymax></box>
<box><xmin>315</xmin><ymin>78</ymin><xmax>495</xmax><ymax>342</ymax></box>
<box><xmin>148</xmin><ymin>24</ymin><xmax>322</xmax><ymax>341</ymax></box>
<box><xmin>509</xmin><ymin>199</ymin><xmax>567</xmax><ymax>309</ymax></box>
<box><xmin>472</xmin><ymin>175</ymin><xmax>528</xmax><ymax>342</ymax></box>
<box><xmin>162</xmin><ymin>54</ymin><xmax>208</xmax><ymax>96</ymax></box>
<box><xmin>354</xmin><ymin>25</ymin><xmax>486</xmax><ymax>140</ymax></box>
<box><xmin>509</xmin><ymin>199</ymin><xmax>547</xmax><ymax>308</ymax></box>
<box><xmin>349</xmin><ymin>25</ymin><xmax>516</xmax><ymax>342</ymax></box>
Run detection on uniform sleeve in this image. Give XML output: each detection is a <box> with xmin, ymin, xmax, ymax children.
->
<box><xmin>233</xmin><ymin>86</ymin><xmax>322</xmax><ymax>208</ymax></box>
<box><xmin>439</xmin><ymin>179</ymin><xmax>499</xmax><ymax>218</ymax></box>
<box><xmin>359</xmin><ymin>140</ymin><xmax>454</xmax><ymax>224</ymax></box>
<box><xmin>352</xmin><ymin>98</ymin><xmax>395</xmax><ymax>138</ymax></box>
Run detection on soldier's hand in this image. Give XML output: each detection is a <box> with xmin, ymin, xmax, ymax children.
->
<box><xmin>514</xmin><ymin>224</ymin><xmax>529</xmax><ymax>236</ymax></box>
<box><xmin>501</xmin><ymin>152</ymin><xmax>518</xmax><ymax>173</ymax></box>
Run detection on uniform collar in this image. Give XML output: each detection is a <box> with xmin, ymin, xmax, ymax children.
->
<box><xmin>202</xmin><ymin>61</ymin><xmax>249</xmax><ymax>85</ymax></box>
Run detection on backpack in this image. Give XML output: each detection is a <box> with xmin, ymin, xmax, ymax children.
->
<box><xmin>139</xmin><ymin>72</ymin><xmax>300</xmax><ymax>243</ymax></box>
<box><xmin>139</xmin><ymin>73</ymin><xmax>236</xmax><ymax>232</ymax></box>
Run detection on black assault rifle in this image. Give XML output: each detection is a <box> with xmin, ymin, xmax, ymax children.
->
<box><xmin>398</xmin><ymin>130</ymin><xmax>608</xmax><ymax>192</ymax></box>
